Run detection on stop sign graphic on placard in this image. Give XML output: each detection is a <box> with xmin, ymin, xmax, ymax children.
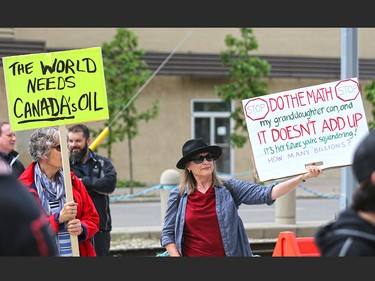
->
<box><xmin>335</xmin><ymin>78</ymin><xmax>360</xmax><ymax>102</ymax></box>
<box><xmin>244</xmin><ymin>98</ymin><xmax>269</xmax><ymax>121</ymax></box>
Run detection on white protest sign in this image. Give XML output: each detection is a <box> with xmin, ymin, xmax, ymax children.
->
<box><xmin>242</xmin><ymin>77</ymin><xmax>369</xmax><ymax>182</ymax></box>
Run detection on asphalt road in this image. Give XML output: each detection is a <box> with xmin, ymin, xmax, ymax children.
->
<box><xmin>110</xmin><ymin>197</ymin><xmax>341</xmax><ymax>228</ymax></box>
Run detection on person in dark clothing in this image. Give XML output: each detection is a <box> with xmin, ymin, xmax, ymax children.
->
<box><xmin>315</xmin><ymin>129</ymin><xmax>375</xmax><ymax>256</ymax></box>
<box><xmin>0</xmin><ymin>121</ymin><xmax>25</xmax><ymax>178</ymax></box>
<box><xmin>0</xmin><ymin>158</ymin><xmax>58</xmax><ymax>256</ymax></box>
<box><xmin>67</xmin><ymin>124</ymin><xmax>117</xmax><ymax>256</ymax></box>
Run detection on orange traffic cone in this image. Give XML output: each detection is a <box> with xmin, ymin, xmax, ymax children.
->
<box><xmin>272</xmin><ymin>231</ymin><xmax>320</xmax><ymax>257</ymax></box>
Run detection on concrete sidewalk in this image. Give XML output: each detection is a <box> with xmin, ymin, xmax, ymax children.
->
<box><xmin>111</xmin><ymin>221</ymin><xmax>328</xmax><ymax>241</ymax></box>
<box><xmin>110</xmin><ymin>221</ymin><xmax>329</xmax><ymax>251</ymax></box>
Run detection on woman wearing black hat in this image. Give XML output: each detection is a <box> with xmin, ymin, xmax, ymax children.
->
<box><xmin>160</xmin><ymin>137</ymin><xmax>323</xmax><ymax>257</ymax></box>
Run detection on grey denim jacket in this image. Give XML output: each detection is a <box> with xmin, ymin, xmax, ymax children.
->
<box><xmin>160</xmin><ymin>178</ymin><xmax>275</xmax><ymax>256</ymax></box>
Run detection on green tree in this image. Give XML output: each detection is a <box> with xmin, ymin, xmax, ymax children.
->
<box><xmin>214</xmin><ymin>28</ymin><xmax>271</xmax><ymax>148</ymax></box>
<box><xmin>95</xmin><ymin>28</ymin><xmax>159</xmax><ymax>193</ymax></box>
<box><xmin>364</xmin><ymin>81</ymin><xmax>375</xmax><ymax>129</ymax></box>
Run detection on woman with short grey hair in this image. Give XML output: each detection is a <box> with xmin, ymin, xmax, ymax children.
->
<box><xmin>28</xmin><ymin>126</ymin><xmax>60</xmax><ymax>162</ymax></box>
<box><xmin>18</xmin><ymin>126</ymin><xmax>99</xmax><ymax>257</ymax></box>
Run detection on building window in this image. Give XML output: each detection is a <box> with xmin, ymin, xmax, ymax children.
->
<box><xmin>191</xmin><ymin>99</ymin><xmax>232</xmax><ymax>174</ymax></box>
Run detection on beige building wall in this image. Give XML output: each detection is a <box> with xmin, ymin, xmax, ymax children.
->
<box><xmin>1</xmin><ymin>28</ymin><xmax>374</xmax><ymax>185</ymax></box>
<box><xmin>12</xmin><ymin>28</ymin><xmax>375</xmax><ymax>59</ymax></box>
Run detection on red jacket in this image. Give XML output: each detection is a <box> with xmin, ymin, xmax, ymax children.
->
<box><xmin>19</xmin><ymin>162</ymin><xmax>100</xmax><ymax>257</ymax></box>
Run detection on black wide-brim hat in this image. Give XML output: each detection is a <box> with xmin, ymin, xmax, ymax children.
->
<box><xmin>176</xmin><ymin>137</ymin><xmax>222</xmax><ymax>169</ymax></box>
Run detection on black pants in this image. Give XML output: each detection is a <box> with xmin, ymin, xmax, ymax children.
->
<box><xmin>93</xmin><ymin>231</ymin><xmax>111</xmax><ymax>256</ymax></box>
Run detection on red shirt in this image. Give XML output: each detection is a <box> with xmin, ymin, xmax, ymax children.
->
<box><xmin>182</xmin><ymin>185</ymin><xmax>225</xmax><ymax>256</ymax></box>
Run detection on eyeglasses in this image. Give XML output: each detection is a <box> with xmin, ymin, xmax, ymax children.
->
<box><xmin>53</xmin><ymin>145</ymin><xmax>61</xmax><ymax>152</ymax></box>
<box><xmin>190</xmin><ymin>153</ymin><xmax>215</xmax><ymax>164</ymax></box>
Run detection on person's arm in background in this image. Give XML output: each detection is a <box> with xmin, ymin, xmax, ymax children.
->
<box><xmin>79</xmin><ymin>155</ymin><xmax>117</xmax><ymax>195</ymax></box>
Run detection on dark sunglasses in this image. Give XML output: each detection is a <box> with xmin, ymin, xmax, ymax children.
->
<box><xmin>53</xmin><ymin>145</ymin><xmax>61</xmax><ymax>152</ymax></box>
<box><xmin>190</xmin><ymin>153</ymin><xmax>215</xmax><ymax>164</ymax></box>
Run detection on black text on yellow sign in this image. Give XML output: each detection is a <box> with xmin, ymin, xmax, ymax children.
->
<box><xmin>2</xmin><ymin>47</ymin><xmax>109</xmax><ymax>131</ymax></box>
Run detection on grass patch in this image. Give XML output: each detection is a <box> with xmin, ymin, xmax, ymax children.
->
<box><xmin>116</xmin><ymin>180</ymin><xmax>148</xmax><ymax>188</ymax></box>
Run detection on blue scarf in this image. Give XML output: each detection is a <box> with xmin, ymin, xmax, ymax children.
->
<box><xmin>34</xmin><ymin>163</ymin><xmax>72</xmax><ymax>256</ymax></box>
<box><xmin>33</xmin><ymin>163</ymin><xmax>66</xmax><ymax>215</ymax></box>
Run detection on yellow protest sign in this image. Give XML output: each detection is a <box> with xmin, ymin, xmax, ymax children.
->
<box><xmin>2</xmin><ymin>47</ymin><xmax>109</xmax><ymax>131</ymax></box>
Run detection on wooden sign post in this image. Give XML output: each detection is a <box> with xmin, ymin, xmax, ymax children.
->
<box><xmin>59</xmin><ymin>124</ymin><xmax>80</xmax><ymax>256</ymax></box>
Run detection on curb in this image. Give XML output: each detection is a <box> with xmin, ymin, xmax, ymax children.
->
<box><xmin>111</xmin><ymin>221</ymin><xmax>328</xmax><ymax>243</ymax></box>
